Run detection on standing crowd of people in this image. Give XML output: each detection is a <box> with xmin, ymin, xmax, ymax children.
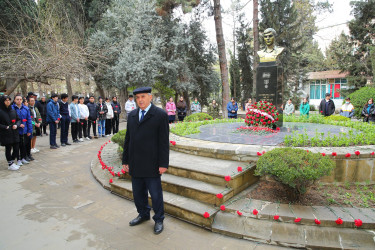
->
<box><xmin>0</xmin><ymin>92</ymin><xmax>122</xmax><ymax>170</ymax></box>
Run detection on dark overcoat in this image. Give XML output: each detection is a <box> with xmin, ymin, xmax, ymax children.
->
<box><xmin>122</xmin><ymin>104</ymin><xmax>169</xmax><ymax>178</ymax></box>
<box><xmin>0</xmin><ymin>107</ymin><xmax>21</xmax><ymax>146</ymax></box>
<box><xmin>319</xmin><ymin>99</ymin><xmax>335</xmax><ymax>116</ymax></box>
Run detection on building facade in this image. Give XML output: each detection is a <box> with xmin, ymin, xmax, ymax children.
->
<box><xmin>304</xmin><ymin>70</ymin><xmax>349</xmax><ymax>109</ymax></box>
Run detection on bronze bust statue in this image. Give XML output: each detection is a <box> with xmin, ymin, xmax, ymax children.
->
<box><xmin>257</xmin><ymin>28</ymin><xmax>284</xmax><ymax>63</ymax></box>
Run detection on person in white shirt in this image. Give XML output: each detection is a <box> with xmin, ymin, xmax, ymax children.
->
<box><xmin>105</xmin><ymin>97</ymin><xmax>114</xmax><ymax>136</ymax></box>
<box><xmin>78</xmin><ymin>97</ymin><xmax>90</xmax><ymax>141</ymax></box>
<box><xmin>125</xmin><ymin>95</ymin><xmax>136</xmax><ymax>119</ymax></box>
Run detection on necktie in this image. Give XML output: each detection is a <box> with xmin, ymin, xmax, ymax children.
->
<box><xmin>140</xmin><ymin>110</ymin><xmax>145</xmax><ymax>121</ymax></box>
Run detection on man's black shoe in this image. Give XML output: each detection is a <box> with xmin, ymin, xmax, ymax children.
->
<box><xmin>154</xmin><ymin>222</ymin><xmax>164</xmax><ymax>234</ymax></box>
<box><xmin>50</xmin><ymin>145</ymin><xmax>58</xmax><ymax>149</ymax></box>
<box><xmin>27</xmin><ymin>156</ymin><xmax>35</xmax><ymax>161</ymax></box>
<box><xmin>61</xmin><ymin>143</ymin><xmax>66</xmax><ymax>147</ymax></box>
<box><xmin>66</xmin><ymin>142</ymin><xmax>72</xmax><ymax>145</ymax></box>
<box><xmin>129</xmin><ymin>216</ymin><xmax>150</xmax><ymax>226</ymax></box>
<box><xmin>73</xmin><ymin>139</ymin><xmax>79</xmax><ymax>143</ymax></box>
<box><xmin>55</xmin><ymin>144</ymin><xmax>60</xmax><ymax>148</ymax></box>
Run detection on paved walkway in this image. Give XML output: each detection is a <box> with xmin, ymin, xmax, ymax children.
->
<box><xmin>0</xmin><ymin>122</ymin><xmax>283</xmax><ymax>250</ymax></box>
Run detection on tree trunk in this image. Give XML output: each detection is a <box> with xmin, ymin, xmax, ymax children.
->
<box><xmin>4</xmin><ymin>78</ymin><xmax>22</xmax><ymax>96</ymax></box>
<box><xmin>183</xmin><ymin>91</ymin><xmax>190</xmax><ymax>115</ymax></box>
<box><xmin>253</xmin><ymin>0</ymin><xmax>259</xmax><ymax>100</ymax></box>
<box><xmin>119</xmin><ymin>88</ymin><xmax>128</xmax><ymax>120</ymax></box>
<box><xmin>96</xmin><ymin>83</ymin><xmax>105</xmax><ymax>99</ymax></box>
<box><xmin>20</xmin><ymin>80</ymin><xmax>27</xmax><ymax>97</ymax></box>
<box><xmin>66</xmin><ymin>74</ymin><xmax>73</xmax><ymax>96</ymax></box>
<box><xmin>213</xmin><ymin>0</ymin><xmax>230</xmax><ymax>118</ymax></box>
<box><xmin>37</xmin><ymin>81</ymin><xmax>43</xmax><ymax>97</ymax></box>
<box><xmin>29</xmin><ymin>82</ymin><xmax>35</xmax><ymax>93</ymax></box>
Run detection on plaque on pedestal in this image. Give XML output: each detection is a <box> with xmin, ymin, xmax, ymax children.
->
<box><xmin>256</xmin><ymin>61</ymin><xmax>283</xmax><ymax>127</ymax></box>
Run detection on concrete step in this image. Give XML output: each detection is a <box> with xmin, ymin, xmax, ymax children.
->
<box><xmin>212</xmin><ymin>211</ymin><xmax>375</xmax><ymax>249</ymax></box>
<box><xmin>110</xmin><ymin>178</ymin><xmax>218</xmax><ymax>228</ymax></box>
<box><xmin>161</xmin><ymin>173</ymin><xmax>232</xmax><ymax>206</ymax></box>
<box><xmin>169</xmin><ymin>151</ymin><xmax>258</xmax><ymax>188</ymax></box>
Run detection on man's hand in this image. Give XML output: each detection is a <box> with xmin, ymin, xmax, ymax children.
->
<box><xmin>12</xmin><ymin>125</ymin><xmax>17</xmax><ymax>129</ymax></box>
<box><xmin>159</xmin><ymin>167</ymin><xmax>167</xmax><ymax>175</ymax></box>
<box><xmin>55</xmin><ymin>120</ymin><xmax>59</xmax><ymax>124</ymax></box>
<box><xmin>77</xmin><ymin>118</ymin><xmax>80</xmax><ymax>122</ymax></box>
<box><xmin>36</xmin><ymin>123</ymin><xmax>40</xmax><ymax>128</ymax></box>
<box><xmin>85</xmin><ymin>117</ymin><xmax>88</xmax><ymax>120</ymax></box>
<box><xmin>27</xmin><ymin>133</ymin><xmax>31</xmax><ymax>136</ymax></box>
<box><xmin>122</xmin><ymin>164</ymin><xmax>129</xmax><ymax>172</ymax></box>
<box><xmin>20</xmin><ymin>124</ymin><xmax>25</xmax><ymax>128</ymax></box>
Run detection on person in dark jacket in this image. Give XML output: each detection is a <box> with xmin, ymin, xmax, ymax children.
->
<box><xmin>176</xmin><ymin>96</ymin><xmax>187</xmax><ymax>122</ymax></box>
<box><xmin>122</xmin><ymin>87</ymin><xmax>169</xmax><ymax>235</ymax></box>
<box><xmin>36</xmin><ymin>96</ymin><xmax>48</xmax><ymax>136</ymax></box>
<box><xmin>227</xmin><ymin>97</ymin><xmax>238</xmax><ymax>119</ymax></box>
<box><xmin>59</xmin><ymin>93</ymin><xmax>71</xmax><ymax>146</ymax></box>
<box><xmin>319</xmin><ymin>93</ymin><xmax>335</xmax><ymax>116</ymax></box>
<box><xmin>362</xmin><ymin>98</ymin><xmax>375</xmax><ymax>123</ymax></box>
<box><xmin>97</xmin><ymin>97</ymin><xmax>108</xmax><ymax>137</ymax></box>
<box><xmin>86</xmin><ymin>96</ymin><xmax>98</xmax><ymax>139</ymax></box>
<box><xmin>46</xmin><ymin>94</ymin><xmax>60</xmax><ymax>149</ymax></box>
<box><xmin>111</xmin><ymin>96</ymin><xmax>121</xmax><ymax>134</ymax></box>
<box><xmin>12</xmin><ymin>95</ymin><xmax>33</xmax><ymax>165</ymax></box>
<box><xmin>0</xmin><ymin>95</ymin><xmax>21</xmax><ymax>170</ymax></box>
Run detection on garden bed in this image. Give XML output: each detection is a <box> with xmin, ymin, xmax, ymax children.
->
<box><xmin>247</xmin><ymin>179</ymin><xmax>375</xmax><ymax>208</ymax></box>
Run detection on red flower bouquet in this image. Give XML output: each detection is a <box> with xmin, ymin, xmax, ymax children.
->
<box><xmin>244</xmin><ymin>101</ymin><xmax>280</xmax><ymax>129</ymax></box>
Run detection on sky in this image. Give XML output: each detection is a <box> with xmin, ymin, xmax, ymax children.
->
<box><xmin>199</xmin><ymin>0</ymin><xmax>353</xmax><ymax>54</ymax></box>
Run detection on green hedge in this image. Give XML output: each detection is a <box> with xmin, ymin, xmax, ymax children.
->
<box><xmin>348</xmin><ymin>86</ymin><xmax>375</xmax><ymax>118</ymax></box>
<box><xmin>184</xmin><ymin>113</ymin><xmax>213</xmax><ymax>122</ymax></box>
<box><xmin>112</xmin><ymin>129</ymin><xmax>127</xmax><ymax>147</ymax></box>
<box><xmin>256</xmin><ymin>148</ymin><xmax>335</xmax><ymax>200</ymax></box>
<box><xmin>324</xmin><ymin>115</ymin><xmax>350</xmax><ymax>122</ymax></box>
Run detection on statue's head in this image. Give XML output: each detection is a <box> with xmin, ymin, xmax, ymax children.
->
<box><xmin>263</xmin><ymin>28</ymin><xmax>277</xmax><ymax>46</ymax></box>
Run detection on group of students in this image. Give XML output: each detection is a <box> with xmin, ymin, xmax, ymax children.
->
<box><xmin>0</xmin><ymin>92</ymin><xmax>122</xmax><ymax>170</ymax></box>
<box><xmin>283</xmin><ymin>93</ymin><xmax>375</xmax><ymax>122</ymax></box>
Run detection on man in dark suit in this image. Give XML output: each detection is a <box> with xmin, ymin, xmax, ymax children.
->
<box><xmin>319</xmin><ymin>93</ymin><xmax>336</xmax><ymax>116</ymax></box>
<box><xmin>122</xmin><ymin>87</ymin><xmax>169</xmax><ymax>235</ymax></box>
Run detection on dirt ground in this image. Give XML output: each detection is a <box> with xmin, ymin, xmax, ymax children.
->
<box><xmin>247</xmin><ymin>179</ymin><xmax>375</xmax><ymax>208</ymax></box>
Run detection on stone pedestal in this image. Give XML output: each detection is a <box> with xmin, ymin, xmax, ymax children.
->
<box><xmin>256</xmin><ymin>62</ymin><xmax>283</xmax><ymax>127</ymax></box>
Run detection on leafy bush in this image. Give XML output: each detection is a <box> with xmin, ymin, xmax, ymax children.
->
<box><xmin>324</xmin><ymin>115</ymin><xmax>350</xmax><ymax>122</ymax></box>
<box><xmin>184</xmin><ymin>113</ymin><xmax>213</xmax><ymax>122</ymax></box>
<box><xmin>111</xmin><ymin>129</ymin><xmax>127</xmax><ymax>147</ymax></box>
<box><xmin>256</xmin><ymin>148</ymin><xmax>335</xmax><ymax>200</ymax></box>
<box><xmin>348</xmin><ymin>86</ymin><xmax>375</xmax><ymax>118</ymax></box>
<box><xmin>309</xmin><ymin>105</ymin><xmax>317</xmax><ymax>111</ymax></box>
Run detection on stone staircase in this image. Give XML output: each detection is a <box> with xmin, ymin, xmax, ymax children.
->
<box><xmin>92</xmin><ymin>142</ymin><xmax>258</xmax><ymax>228</ymax></box>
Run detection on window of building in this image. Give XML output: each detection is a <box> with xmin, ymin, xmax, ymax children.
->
<box><xmin>310</xmin><ymin>78</ymin><xmax>347</xmax><ymax>99</ymax></box>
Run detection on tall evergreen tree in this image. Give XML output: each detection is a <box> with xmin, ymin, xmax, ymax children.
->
<box><xmin>342</xmin><ymin>0</ymin><xmax>375</xmax><ymax>89</ymax></box>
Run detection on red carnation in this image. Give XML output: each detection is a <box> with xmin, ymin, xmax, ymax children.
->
<box><xmin>267</xmin><ymin>120</ymin><xmax>271</xmax><ymax>124</ymax></box>
<box><xmin>102</xmin><ymin>166</ymin><xmax>105</xmax><ymax>170</ymax></box>
<box><xmin>170</xmin><ymin>141</ymin><xmax>176</xmax><ymax>146</ymax></box>
<box><xmin>371</xmin><ymin>152</ymin><xmax>375</xmax><ymax>156</ymax></box>
<box><xmin>262</xmin><ymin>151</ymin><xmax>266</xmax><ymax>154</ymax></box>
<box><xmin>220</xmin><ymin>205</ymin><xmax>226</xmax><ymax>211</ymax></box>
<box><xmin>274</xmin><ymin>215</ymin><xmax>280</xmax><ymax>221</ymax></box>
<box><xmin>117</xmin><ymin>172</ymin><xmax>121</xmax><ymax>177</ymax></box>
<box><xmin>345</xmin><ymin>153</ymin><xmax>351</xmax><ymax>158</ymax></box>
<box><xmin>38</xmin><ymin>118</ymin><xmax>42</xmax><ymax>121</ymax></box>
<box><xmin>58</xmin><ymin>118</ymin><xmax>60</xmax><ymax>120</ymax></box>
<box><xmin>216</xmin><ymin>193</ymin><xmax>223</xmax><ymax>199</ymax></box>
<box><xmin>320</xmin><ymin>111</ymin><xmax>323</xmax><ymax>113</ymax></box>
<box><xmin>314</xmin><ymin>219</ymin><xmax>321</xmax><ymax>225</ymax></box>
<box><xmin>321</xmin><ymin>153</ymin><xmax>326</xmax><ymax>156</ymax></box>
<box><xmin>260</xmin><ymin>119</ymin><xmax>264</xmax><ymax>122</ymax></box>
<box><xmin>250</xmin><ymin>121</ymin><xmax>254</xmax><ymax>124</ymax></box>
<box><xmin>115</xmin><ymin>106</ymin><xmax>118</xmax><ymax>108</ymax></box>
<box><xmin>22</xmin><ymin>119</ymin><xmax>27</xmax><ymax>122</ymax></box>
<box><xmin>237</xmin><ymin>210</ymin><xmax>242</xmax><ymax>216</ymax></box>
<box><xmin>121</xmin><ymin>169</ymin><xmax>125</xmax><ymax>174</ymax></box>
<box><xmin>354</xmin><ymin>219</ymin><xmax>362</xmax><ymax>227</ymax></box>
<box><xmin>275</xmin><ymin>118</ymin><xmax>279</xmax><ymax>121</ymax></box>
<box><xmin>335</xmin><ymin>218</ymin><xmax>343</xmax><ymax>225</ymax></box>
<box><xmin>252</xmin><ymin>209</ymin><xmax>258</xmax><ymax>215</ymax></box>
<box><xmin>354</xmin><ymin>151</ymin><xmax>360</xmax><ymax>156</ymax></box>
<box><xmin>256</xmin><ymin>119</ymin><xmax>259</xmax><ymax>122</ymax></box>
<box><xmin>237</xmin><ymin>166</ymin><xmax>243</xmax><ymax>172</ymax></box>
<box><xmin>30</xmin><ymin>116</ymin><xmax>33</xmax><ymax>118</ymax></box>
<box><xmin>332</xmin><ymin>152</ymin><xmax>337</xmax><ymax>156</ymax></box>
<box><xmin>11</xmin><ymin>119</ymin><xmax>15</xmax><ymax>123</ymax></box>
<box><xmin>294</xmin><ymin>218</ymin><xmax>301</xmax><ymax>223</ymax></box>
<box><xmin>109</xmin><ymin>179</ymin><xmax>113</xmax><ymax>183</ymax></box>
<box><xmin>224</xmin><ymin>175</ymin><xmax>231</xmax><ymax>182</ymax></box>
<box><xmin>81</xmin><ymin>123</ymin><xmax>84</xmax><ymax>125</ymax></box>
<box><xmin>276</xmin><ymin>127</ymin><xmax>280</xmax><ymax>131</ymax></box>
<box><xmin>93</xmin><ymin>121</ymin><xmax>95</xmax><ymax>123</ymax></box>
<box><xmin>257</xmin><ymin>152</ymin><xmax>262</xmax><ymax>156</ymax></box>
<box><xmin>306</xmin><ymin>150</ymin><xmax>309</xmax><ymax>153</ymax></box>
<box><xmin>203</xmin><ymin>212</ymin><xmax>210</xmax><ymax>218</ymax></box>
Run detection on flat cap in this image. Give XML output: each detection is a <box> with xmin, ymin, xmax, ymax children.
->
<box><xmin>28</xmin><ymin>92</ymin><xmax>36</xmax><ymax>96</ymax></box>
<box><xmin>133</xmin><ymin>87</ymin><xmax>152</xmax><ymax>95</ymax></box>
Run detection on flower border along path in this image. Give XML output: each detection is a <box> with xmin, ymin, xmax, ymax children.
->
<box><xmin>91</xmin><ymin>136</ymin><xmax>375</xmax><ymax>249</ymax></box>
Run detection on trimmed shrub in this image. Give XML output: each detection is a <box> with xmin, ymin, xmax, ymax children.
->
<box><xmin>348</xmin><ymin>86</ymin><xmax>375</xmax><ymax>118</ymax></box>
<box><xmin>324</xmin><ymin>115</ymin><xmax>350</xmax><ymax>122</ymax></box>
<box><xmin>184</xmin><ymin>113</ymin><xmax>213</xmax><ymax>122</ymax></box>
<box><xmin>111</xmin><ymin>129</ymin><xmax>127</xmax><ymax>147</ymax></box>
<box><xmin>255</xmin><ymin>148</ymin><xmax>335</xmax><ymax>200</ymax></box>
